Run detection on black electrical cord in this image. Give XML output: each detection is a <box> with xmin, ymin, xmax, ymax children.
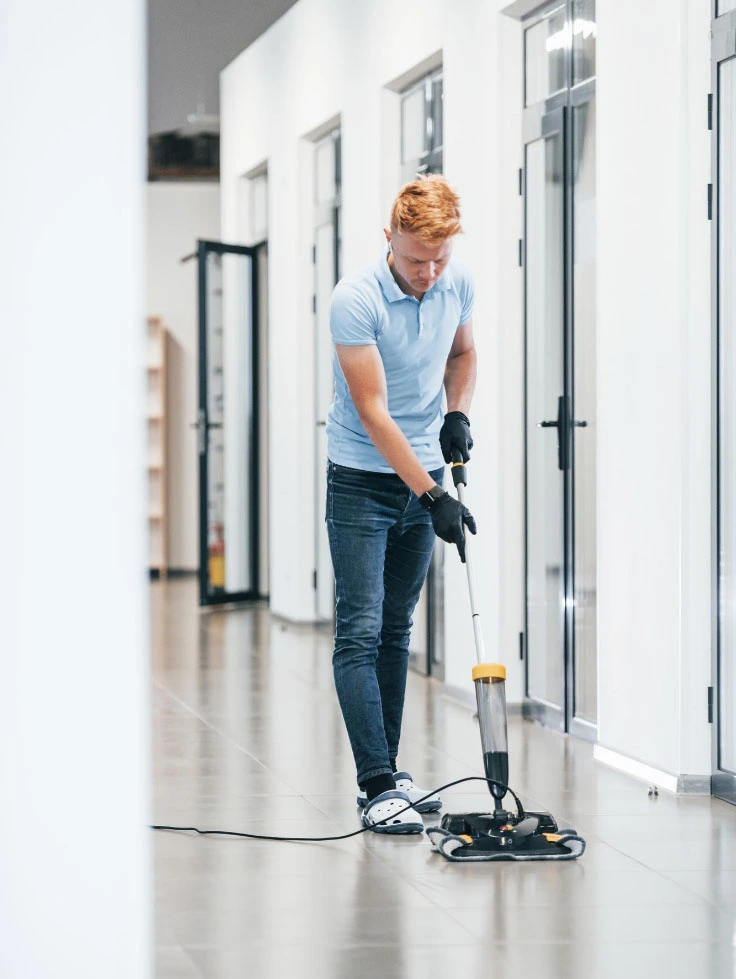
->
<box><xmin>151</xmin><ymin>776</ymin><xmax>526</xmax><ymax>842</ymax></box>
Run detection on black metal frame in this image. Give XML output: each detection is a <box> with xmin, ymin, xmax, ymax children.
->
<box><xmin>711</xmin><ymin>3</ymin><xmax>736</xmax><ymax>805</ymax></box>
<box><xmin>197</xmin><ymin>238</ymin><xmax>264</xmax><ymax>607</ymax></box>
<box><xmin>521</xmin><ymin>0</ymin><xmax>597</xmax><ymax>741</ymax></box>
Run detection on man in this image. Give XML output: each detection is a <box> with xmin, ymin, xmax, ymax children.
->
<box><xmin>325</xmin><ymin>175</ymin><xmax>477</xmax><ymax>834</ymax></box>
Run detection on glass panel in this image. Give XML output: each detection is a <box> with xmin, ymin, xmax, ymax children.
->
<box><xmin>204</xmin><ymin>252</ymin><xmax>226</xmax><ymax>596</ymax></box>
<box><xmin>401</xmin><ymin>85</ymin><xmax>426</xmax><ymax>164</ymax></box>
<box><xmin>314</xmin><ymin>220</ymin><xmax>336</xmax><ymax>621</ymax></box>
<box><xmin>572</xmin><ymin>99</ymin><xmax>597</xmax><ymax>724</ymax></box>
<box><xmin>256</xmin><ymin>247</ymin><xmax>269</xmax><ymax>595</ymax></box>
<box><xmin>718</xmin><ymin>0</ymin><xmax>736</xmax><ymax>14</ymax></box>
<box><xmin>719</xmin><ymin>56</ymin><xmax>736</xmax><ymax>774</ymax></box>
<box><xmin>315</xmin><ymin>136</ymin><xmax>336</xmax><ymax>206</ymax></box>
<box><xmin>526</xmin><ymin>131</ymin><xmax>565</xmax><ymax>708</ymax></box>
<box><xmin>204</xmin><ymin>251</ymin><xmax>254</xmax><ymax>598</ymax></box>
<box><xmin>430</xmin><ymin>73</ymin><xmax>443</xmax><ymax>153</ymax></box>
<box><xmin>221</xmin><ymin>252</ymin><xmax>253</xmax><ymax>595</ymax></box>
<box><xmin>572</xmin><ymin>0</ymin><xmax>596</xmax><ymax>85</ymax></box>
<box><xmin>525</xmin><ymin>6</ymin><xmax>566</xmax><ymax>106</ymax></box>
<box><xmin>408</xmin><ymin>582</ymin><xmax>429</xmax><ymax>671</ymax></box>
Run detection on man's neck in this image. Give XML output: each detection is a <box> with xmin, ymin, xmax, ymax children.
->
<box><xmin>387</xmin><ymin>252</ymin><xmax>424</xmax><ymax>301</ymax></box>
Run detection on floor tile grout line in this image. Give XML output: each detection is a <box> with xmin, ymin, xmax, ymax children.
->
<box><xmin>181</xmin><ymin>942</ymin><xmax>205</xmax><ymax>979</ymax></box>
<box><xmin>152</xmin><ymin>678</ymin><xmax>274</xmax><ymax>776</ymax></box>
<box><xmin>152</xmin><ymin>677</ymin><xmax>355</xmax><ymax>826</ymax></box>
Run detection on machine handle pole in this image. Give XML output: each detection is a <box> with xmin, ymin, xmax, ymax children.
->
<box><xmin>451</xmin><ymin>449</ymin><xmax>486</xmax><ymax>665</ymax></box>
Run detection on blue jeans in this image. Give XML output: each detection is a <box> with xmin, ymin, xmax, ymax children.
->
<box><xmin>326</xmin><ymin>461</ymin><xmax>443</xmax><ymax>786</ymax></box>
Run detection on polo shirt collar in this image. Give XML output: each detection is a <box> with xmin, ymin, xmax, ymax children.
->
<box><xmin>375</xmin><ymin>247</ymin><xmax>454</xmax><ymax>303</ymax></box>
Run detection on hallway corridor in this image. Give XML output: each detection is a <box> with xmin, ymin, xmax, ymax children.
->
<box><xmin>152</xmin><ymin>578</ymin><xmax>736</xmax><ymax>978</ymax></box>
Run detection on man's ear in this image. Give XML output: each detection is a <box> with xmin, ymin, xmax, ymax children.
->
<box><xmin>383</xmin><ymin>227</ymin><xmax>392</xmax><ymax>246</ymax></box>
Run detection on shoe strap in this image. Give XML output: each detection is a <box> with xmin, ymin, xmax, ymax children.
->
<box><xmin>363</xmin><ymin>789</ymin><xmax>412</xmax><ymax>814</ymax></box>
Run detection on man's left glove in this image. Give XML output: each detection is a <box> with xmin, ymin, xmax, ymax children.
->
<box><xmin>439</xmin><ymin>411</ymin><xmax>473</xmax><ymax>464</ymax></box>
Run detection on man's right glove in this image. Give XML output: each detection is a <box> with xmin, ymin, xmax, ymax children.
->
<box><xmin>425</xmin><ymin>491</ymin><xmax>477</xmax><ymax>563</ymax></box>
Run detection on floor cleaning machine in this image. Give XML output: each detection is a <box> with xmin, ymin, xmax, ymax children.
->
<box><xmin>426</xmin><ymin>452</ymin><xmax>586</xmax><ymax>863</ymax></box>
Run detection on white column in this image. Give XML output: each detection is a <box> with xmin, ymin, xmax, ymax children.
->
<box><xmin>0</xmin><ymin>0</ymin><xmax>151</xmax><ymax>976</ymax></box>
<box><xmin>596</xmin><ymin>0</ymin><xmax>712</xmax><ymax>778</ymax></box>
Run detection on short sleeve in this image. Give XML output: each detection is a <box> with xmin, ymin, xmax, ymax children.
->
<box><xmin>458</xmin><ymin>270</ymin><xmax>475</xmax><ymax>326</ymax></box>
<box><xmin>330</xmin><ymin>281</ymin><xmax>379</xmax><ymax>346</ymax></box>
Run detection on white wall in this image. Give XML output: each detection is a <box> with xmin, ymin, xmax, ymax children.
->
<box><xmin>0</xmin><ymin>0</ymin><xmax>151</xmax><ymax>975</ymax></box>
<box><xmin>220</xmin><ymin>0</ymin><xmax>714</xmax><ymax>780</ymax></box>
<box><xmin>147</xmin><ymin>182</ymin><xmax>221</xmax><ymax>570</ymax></box>
<box><xmin>596</xmin><ymin>0</ymin><xmax>712</xmax><ymax>777</ymax></box>
<box><xmin>220</xmin><ymin>0</ymin><xmax>523</xmax><ymax>706</ymax></box>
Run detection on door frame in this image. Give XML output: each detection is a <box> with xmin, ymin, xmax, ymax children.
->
<box><xmin>312</xmin><ymin>126</ymin><xmax>341</xmax><ymax>622</ymax></box>
<box><xmin>521</xmin><ymin>34</ymin><xmax>597</xmax><ymax>740</ymax></box>
<box><xmin>197</xmin><ymin>238</ymin><xmax>263</xmax><ymax>607</ymax></box>
<box><xmin>711</xmin><ymin>4</ymin><xmax>736</xmax><ymax>805</ymax></box>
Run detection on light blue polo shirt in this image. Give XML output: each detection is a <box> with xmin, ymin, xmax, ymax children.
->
<box><xmin>326</xmin><ymin>249</ymin><xmax>474</xmax><ymax>473</ymax></box>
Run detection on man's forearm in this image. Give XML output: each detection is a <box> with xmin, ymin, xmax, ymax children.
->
<box><xmin>444</xmin><ymin>347</ymin><xmax>477</xmax><ymax>415</ymax></box>
<box><xmin>359</xmin><ymin>408</ymin><xmax>437</xmax><ymax>497</ymax></box>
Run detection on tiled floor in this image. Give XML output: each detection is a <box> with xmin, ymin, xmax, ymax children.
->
<box><xmin>152</xmin><ymin>578</ymin><xmax>736</xmax><ymax>979</ymax></box>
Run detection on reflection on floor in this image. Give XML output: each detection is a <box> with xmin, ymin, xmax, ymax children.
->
<box><xmin>153</xmin><ymin>578</ymin><xmax>736</xmax><ymax>979</ymax></box>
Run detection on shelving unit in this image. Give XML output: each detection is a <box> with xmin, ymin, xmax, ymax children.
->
<box><xmin>147</xmin><ymin>317</ymin><xmax>168</xmax><ymax>576</ymax></box>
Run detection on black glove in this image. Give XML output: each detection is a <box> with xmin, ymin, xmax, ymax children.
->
<box><xmin>439</xmin><ymin>411</ymin><xmax>473</xmax><ymax>464</ymax></box>
<box><xmin>427</xmin><ymin>492</ymin><xmax>477</xmax><ymax>563</ymax></box>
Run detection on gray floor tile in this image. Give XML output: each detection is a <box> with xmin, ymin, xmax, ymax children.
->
<box><xmin>404</xmin><ymin>863</ymin><xmax>712</xmax><ymax>909</ymax></box>
<box><xmin>662</xmin><ymin>869</ymin><xmax>736</xmax><ymax>912</ymax></box>
<box><xmin>489</xmin><ymin>942</ymin><xmax>736</xmax><ymax>979</ymax></box>
<box><xmin>186</xmin><ymin>942</ymin><xmax>497</xmax><ymax>979</ymax></box>
<box><xmin>152</xmin><ymin>578</ymin><xmax>736</xmax><ymax>979</ymax></box>
<box><xmin>171</xmin><ymin>904</ymin><xmax>474</xmax><ymax>950</ymax></box>
<box><xmin>447</xmin><ymin>901</ymin><xmax>736</xmax><ymax>944</ymax></box>
<box><xmin>155</xmin><ymin>946</ymin><xmax>202</xmax><ymax>978</ymax></box>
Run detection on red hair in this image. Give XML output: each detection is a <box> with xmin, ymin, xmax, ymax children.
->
<box><xmin>390</xmin><ymin>174</ymin><xmax>462</xmax><ymax>243</ymax></box>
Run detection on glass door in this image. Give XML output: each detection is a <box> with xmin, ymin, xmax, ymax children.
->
<box><xmin>197</xmin><ymin>239</ymin><xmax>262</xmax><ymax>606</ymax></box>
<box><xmin>522</xmin><ymin>0</ymin><xmax>597</xmax><ymax>738</ymax></box>
<box><xmin>713</xmin><ymin>6</ymin><xmax>736</xmax><ymax>805</ymax></box>
<box><xmin>524</xmin><ymin>107</ymin><xmax>566</xmax><ymax>730</ymax></box>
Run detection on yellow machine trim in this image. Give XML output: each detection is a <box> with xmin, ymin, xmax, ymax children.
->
<box><xmin>472</xmin><ymin>663</ymin><xmax>506</xmax><ymax>682</ymax></box>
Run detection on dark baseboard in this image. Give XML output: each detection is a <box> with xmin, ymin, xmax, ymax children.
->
<box><xmin>149</xmin><ymin>568</ymin><xmax>198</xmax><ymax>581</ymax></box>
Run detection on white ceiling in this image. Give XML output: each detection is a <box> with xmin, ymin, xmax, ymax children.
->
<box><xmin>147</xmin><ymin>0</ymin><xmax>300</xmax><ymax>135</ymax></box>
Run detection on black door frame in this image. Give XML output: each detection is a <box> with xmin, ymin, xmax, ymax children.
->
<box><xmin>197</xmin><ymin>238</ymin><xmax>264</xmax><ymax>607</ymax></box>
<box><xmin>711</xmin><ymin>3</ymin><xmax>736</xmax><ymax>805</ymax></box>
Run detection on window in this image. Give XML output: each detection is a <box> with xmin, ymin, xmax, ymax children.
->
<box><xmin>400</xmin><ymin>68</ymin><xmax>443</xmax><ymax>182</ymax></box>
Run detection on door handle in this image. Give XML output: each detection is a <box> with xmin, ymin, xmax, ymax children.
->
<box><xmin>190</xmin><ymin>411</ymin><xmax>224</xmax><ymax>455</ymax></box>
<box><xmin>537</xmin><ymin>395</ymin><xmax>570</xmax><ymax>471</ymax></box>
<box><xmin>537</xmin><ymin>399</ymin><xmax>588</xmax><ymax>470</ymax></box>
